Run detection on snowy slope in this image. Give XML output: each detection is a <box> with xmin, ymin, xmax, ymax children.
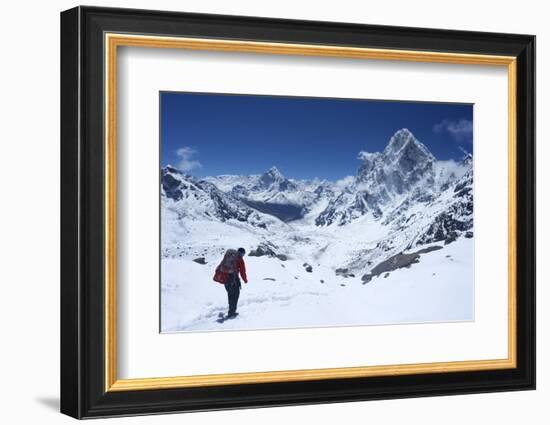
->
<box><xmin>161</xmin><ymin>237</ymin><xmax>473</xmax><ymax>332</ymax></box>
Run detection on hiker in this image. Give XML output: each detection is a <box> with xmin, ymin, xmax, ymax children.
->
<box><xmin>213</xmin><ymin>247</ymin><xmax>248</xmax><ymax>319</ymax></box>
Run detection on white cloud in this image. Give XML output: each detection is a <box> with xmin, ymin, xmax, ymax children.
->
<box><xmin>433</xmin><ymin>119</ymin><xmax>473</xmax><ymax>142</ymax></box>
<box><xmin>335</xmin><ymin>175</ymin><xmax>355</xmax><ymax>189</ymax></box>
<box><xmin>176</xmin><ymin>146</ymin><xmax>202</xmax><ymax>172</ymax></box>
<box><xmin>357</xmin><ymin>151</ymin><xmax>380</xmax><ymax>162</ymax></box>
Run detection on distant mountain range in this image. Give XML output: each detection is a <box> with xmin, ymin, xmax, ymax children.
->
<box><xmin>161</xmin><ymin>128</ymin><xmax>473</xmax><ymax>279</ymax></box>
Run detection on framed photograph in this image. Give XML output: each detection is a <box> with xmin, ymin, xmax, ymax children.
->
<box><xmin>60</xmin><ymin>6</ymin><xmax>536</xmax><ymax>419</ymax></box>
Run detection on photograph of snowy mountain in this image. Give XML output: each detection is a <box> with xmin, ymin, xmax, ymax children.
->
<box><xmin>160</xmin><ymin>92</ymin><xmax>474</xmax><ymax>333</ymax></box>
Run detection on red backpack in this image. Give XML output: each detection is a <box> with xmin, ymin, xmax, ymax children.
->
<box><xmin>213</xmin><ymin>249</ymin><xmax>239</xmax><ymax>283</ymax></box>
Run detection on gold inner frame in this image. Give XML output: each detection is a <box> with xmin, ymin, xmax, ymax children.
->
<box><xmin>104</xmin><ymin>33</ymin><xmax>517</xmax><ymax>392</ymax></box>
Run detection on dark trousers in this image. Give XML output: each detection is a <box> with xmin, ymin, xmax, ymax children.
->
<box><xmin>224</xmin><ymin>273</ymin><xmax>241</xmax><ymax>315</ymax></box>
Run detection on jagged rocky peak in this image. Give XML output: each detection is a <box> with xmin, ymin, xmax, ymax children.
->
<box><xmin>358</xmin><ymin>129</ymin><xmax>433</xmax><ymax>175</ymax></box>
<box><xmin>257</xmin><ymin>166</ymin><xmax>298</xmax><ymax>192</ymax></box>
<box><xmin>161</xmin><ymin>165</ymin><xmax>190</xmax><ymax>201</ymax></box>
<box><xmin>357</xmin><ymin>128</ymin><xmax>436</xmax><ymax>188</ymax></box>
<box><xmin>383</xmin><ymin>128</ymin><xmax>417</xmax><ymax>155</ymax></box>
<box><xmin>258</xmin><ymin>166</ymin><xmax>284</xmax><ymax>187</ymax></box>
<box><xmin>317</xmin><ymin>129</ymin><xmax>443</xmax><ymax>227</ymax></box>
<box><xmin>164</xmin><ymin>164</ymin><xmax>182</xmax><ymax>175</ymax></box>
<box><xmin>356</xmin><ymin>151</ymin><xmax>382</xmax><ymax>176</ymax></box>
<box><xmin>161</xmin><ymin>166</ymin><xmax>267</xmax><ymax>226</ymax></box>
<box><xmin>460</xmin><ymin>152</ymin><xmax>473</xmax><ymax>167</ymax></box>
<box><xmin>383</xmin><ymin>128</ymin><xmax>435</xmax><ymax>166</ymax></box>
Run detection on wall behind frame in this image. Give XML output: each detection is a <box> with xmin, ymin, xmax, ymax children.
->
<box><xmin>0</xmin><ymin>1</ymin><xmax>543</xmax><ymax>424</ymax></box>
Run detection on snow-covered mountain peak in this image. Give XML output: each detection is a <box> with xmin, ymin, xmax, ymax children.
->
<box><xmin>259</xmin><ymin>166</ymin><xmax>285</xmax><ymax>186</ymax></box>
<box><xmin>355</xmin><ymin>128</ymin><xmax>435</xmax><ymax>192</ymax></box>
<box><xmin>164</xmin><ymin>164</ymin><xmax>183</xmax><ymax>175</ymax></box>
<box><xmin>357</xmin><ymin>129</ymin><xmax>435</xmax><ymax>179</ymax></box>
<box><xmin>317</xmin><ymin>128</ymin><xmax>470</xmax><ymax>227</ymax></box>
<box><xmin>267</xmin><ymin>165</ymin><xmax>283</xmax><ymax>176</ymax></box>
<box><xmin>163</xmin><ymin>127</ymin><xmax>473</xmax><ymax>251</ymax></box>
<box><xmin>384</xmin><ymin>127</ymin><xmax>415</xmax><ymax>154</ymax></box>
<box><xmin>383</xmin><ymin>128</ymin><xmax>435</xmax><ymax>165</ymax></box>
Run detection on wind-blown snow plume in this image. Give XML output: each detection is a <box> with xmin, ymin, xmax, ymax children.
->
<box><xmin>433</xmin><ymin>118</ymin><xmax>473</xmax><ymax>142</ymax></box>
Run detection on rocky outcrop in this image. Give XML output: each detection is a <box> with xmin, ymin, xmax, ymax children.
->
<box><xmin>415</xmin><ymin>168</ymin><xmax>473</xmax><ymax>246</ymax></box>
<box><xmin>192</xmin><ymin>257</ymin><xmax>207</xmax><ymax>265</ymax></box>
<box><xmin>362</xmin><ymin>252</ymin><xmax>421</xmax><ymax>283</ymax></box>
<box><xmin>361</xmin><ymin>245</ymin><xmax>443</xmax><ymax>283</ymax></box>
<box><xmin>249</xmin><ymin>243</ymin><xmax>278</xmax><ymax>257</ymax></box>
<box><xmin>248</xmin><ymin>242</ymin><xmax>288</xmax><ymax>262</ymax></box>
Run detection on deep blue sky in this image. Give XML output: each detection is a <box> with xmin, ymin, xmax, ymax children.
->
<box><xmin>160</xmin><ymin>92</ymin><xmax>473</xmax><ymax>181</ymax></box>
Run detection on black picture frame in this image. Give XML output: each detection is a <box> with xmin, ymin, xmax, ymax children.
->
<box><xmin>61</xmin><ymin>5</ymin><xmax>535</xmax><ymax>419</ymax></box>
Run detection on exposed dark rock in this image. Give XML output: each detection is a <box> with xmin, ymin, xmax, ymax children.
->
<box><xmin>256</xmin><ymin>166</ymin><xmax>288</xmax><ymax>189</ymax></box>
<box><xmin>444</xmin><ymin>231</ymin><xmax>459</xmax><ymax>245</ymax></box>
<box><xmin>361</xmin><ymin>251</ymin><xmax>421</xmax><ymax>282</ymax></box>
<box><xmin>376</xmin><ymin>239</ymin><xmax>394</xmax><ymax>252</ymax></box>
<box><xmin>248</xmin><ymin>242</ymin><xmax>289</xmax><ymax>261</ymax></box>
<box><xmin>162</xmin><ymin>167</ymin><xmax>271</xmax><ymax>228</ymax></box>
<box><xmin>249</xmin><ymin>243</ymin><xmax>277</xmax><ymax>257</ymax></box>
<box><xmin>200</xmin><ymin>181</ymin><xmax>254</xmax><ymax>223</ymax></box>
<box><xmin>192</xmin><ymin>257</ymin><xmax>206</xmax><ymax>265</ymax></box>
<box><xmin>335</xmin><ymin>268</ymin><xmax>349</xmax><ymax>277</ymax></box>
<box><xmin>414</xmin><ymin>245</ymin><xmax>443</xmax><ymax>254</ymax></box>
<box><xmin>417</xmin><ymin>208</ymin><xmax>472</xmax><ymax>245</ymax></box>
<box><xmin>279</xmin><ymin>179</ymin><xmax>298</xmax><ymax>191</ymax></box>
<box><xmin>465</xmin><ymin>231</ymin><xmax>474</xmax><ymax>239</ymax></box>
<box><xmin>303</xmin><ymin>263</ymin><xmax>313</xmax><ymax>273</ymax></box>
<box><xmin>454</xmin><ymin>178</ymin><xmax>471</xmax><ymax>194</ymax></box>
<box><xmin>230</xmin><ymin>184</ymin><xmax>249</xmax><ymax>198</ymax></box>
<box><xmin>162</xmin><ymin>173</ymin><xmax>183</xmax><ymax>201</ymax></box>
<box><xmin>416</xmin><ymin>193</ymin><xmax>434</xmax><ymax>203</ymax></box>
<box><xmin>384</xmin><ymin>273</ymin><xmax>389</xmax><ymax>278</ymax></box>
<box><xmin>263</xmin><ymin>278</ymin><xmax>276</xmax><ymax>281</ymax></box>
<box><xmin>415</xmin><ymin>168</ymin><xmax>473</xmax><ymax>246</ymax></box>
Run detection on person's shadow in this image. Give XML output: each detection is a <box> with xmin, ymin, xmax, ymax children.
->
<box><xmin>35</xmin><ymin>396</ymin><xmax>59</xmax><ymax>411</ymax></box>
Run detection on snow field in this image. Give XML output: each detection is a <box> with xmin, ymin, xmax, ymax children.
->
<box><xmin>161</xmin><ymin>237</ymin><xmax>473</xmax><ymax>332</ymax></box>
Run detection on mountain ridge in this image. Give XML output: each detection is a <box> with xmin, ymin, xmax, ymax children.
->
<box><xmin>161</xmin><ymin>128</ymin><xmax>473</xmax><ymax>278</ymax></box>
